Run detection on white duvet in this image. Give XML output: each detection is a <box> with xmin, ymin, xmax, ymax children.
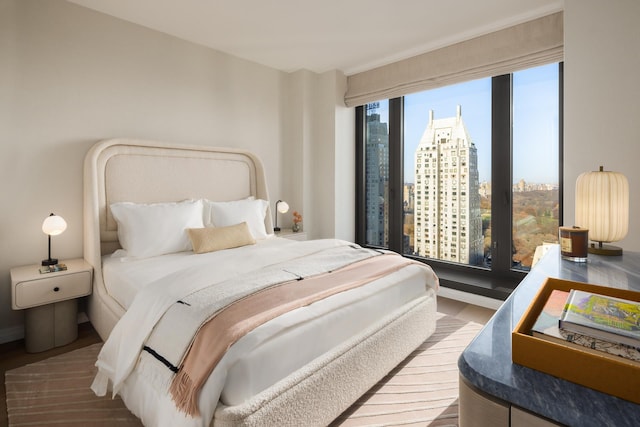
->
<box><xmin>93</xmin><ymin>238</ymin><xmax>438</xmax><ymax>426</ymax></box>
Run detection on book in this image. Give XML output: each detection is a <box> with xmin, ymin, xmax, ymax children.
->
<box><xmin>531</xmin><ymin>289</ymin><xmax>640</xmax><ymax>364</ymax></box>
<box><xmin>531</xmin><ymin>289</ymin><xmax>569</xmax><ymax>335</ymax></box>
<box><xmin>38</xmin><ymin>263</ymin><xmax>67</xmax><ymax>274</ymax></box>
<box><xmin>559</xmin><ymin>289</ymin><xmax>640</xmax><ymax>348</ymax></box>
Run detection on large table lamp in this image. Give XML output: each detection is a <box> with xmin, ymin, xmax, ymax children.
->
<box><xmin>575</xmin><ymin>166</ymin><xmax>629</xmax><ymax>255</ymax></box>
<box><xmin>41</xmin><ymin>213</ymin><xmax>67</xmax><ymax>266</ymax></box>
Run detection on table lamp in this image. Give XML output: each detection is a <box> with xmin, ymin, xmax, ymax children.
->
<box><xmin>41</xmin><ymin>213</ymin><xmax>67</xmax><ymax>266</ymax></box>
<box><xmin>575</xmin><ymin>166</ymin><xmax>629</xmax><ymax>255</ymax></box>
<box><xmin>273</xmin><ymin>200</ymin><xmax>289</xmax><ymax>232</ymax></box>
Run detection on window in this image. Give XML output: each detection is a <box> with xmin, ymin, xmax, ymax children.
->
<box><xmin>356</xmin><ymin>63</ymin><xmax>563</xmax><ymax>299</ymax></box>
<box><xmin>512</xmin><ymin>64</ymin><xmax>561</xmax><ymax>270</ymax></box>
<box><xmin>404</xmin><ymin>79</ymin><xmax>489</xmax><ymax>267</ymax></box>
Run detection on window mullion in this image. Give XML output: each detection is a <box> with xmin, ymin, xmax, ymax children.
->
<box><xmin>491</xmin><ymin>74</ymin><xmax>513</xmax><ymax>275</ymax></box>
<box><xmin>558</xmin><ymin>62</ymin><xmax>564</xmax><ymax>227</ymax></box>
<box><xmin>355</xmin><ymin>105</ymin><xmax>366</xmax><ymax>244</ymax></box>
<box><xmin>388</xmin><ymin>98</ymin><xmax>404</xmax><ymax>253</ymax></box>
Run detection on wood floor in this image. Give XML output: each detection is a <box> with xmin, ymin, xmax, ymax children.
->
<box><xmin>0</xmin><ymin>297</ymin><xmax>495</xmax><ymax>426</ymax></box>
<box><xmin>437</xmin><ymin>296</ymin><xmax>497</xmax><ymax>324</ymax></box>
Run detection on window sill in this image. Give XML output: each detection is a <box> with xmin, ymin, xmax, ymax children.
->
<box><xmin>361</xmin><ymin>244</ymin><xmax>525</xmax><ymax>301</ymax></box>
<box><xmin>431</xmin><ymin>263</ymin><xmax>523</xmax><ymax>301</ymax></box>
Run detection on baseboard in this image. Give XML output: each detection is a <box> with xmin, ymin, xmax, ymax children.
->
<box><xmin>0</xmin><ymin>324</ymin><xmax>25</xmax><ymax>345</ymax></box>
<box><xmin>438</xmin><ymin>287</ymin><xmax>504</xmax><ymax>310</ymax></box>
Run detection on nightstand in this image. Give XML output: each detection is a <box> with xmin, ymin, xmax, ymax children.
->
<box><xmin>275</xmin><ymin>228</ymin><xmax>308</xmax><ymax>241</ymax></box>
<box><xmin>10</xmin><ymin>258</ymin><xmax>93</xmax><ymax>353</ymax></box>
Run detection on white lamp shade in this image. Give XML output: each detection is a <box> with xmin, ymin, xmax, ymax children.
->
<box><xmin>277</xmin><ymin>201</ymin><xmax>289</xmax><ymax>214</ymax></box>
<box><xmin>575</xmin><ymin>167</ymin><xmax>629</xmax><ymax>243</ymax></box>
<box><xmin>42</xmin><ymin>214</ymin><xmax>67</xmax><ymax>236</ymax></box>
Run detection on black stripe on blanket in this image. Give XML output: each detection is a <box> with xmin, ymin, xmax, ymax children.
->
<box><xmin>143</xmin><ymin>345</ymin><xmax>179</xmax><ymax>373</ymax></box>
<box><xmin>281</xmin><ymin>270</ymin><xmax>304</xmax><ymax>281</ymax></box>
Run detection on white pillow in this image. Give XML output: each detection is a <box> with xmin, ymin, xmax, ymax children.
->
<box><xmin>205</xmin><ymin>197</ymin><xmax>269</xmax><ymax>240</ymax></box>
<box><xmin>110</xmin><ymin>199</ymin><xmax>204</xmax><ymax>258</ymax></box>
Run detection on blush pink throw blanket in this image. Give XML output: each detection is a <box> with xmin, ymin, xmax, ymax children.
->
<box><xmin>169</xmin><ymin>253</ymin><xmax>421</xmax><ymax>416</ymax></box>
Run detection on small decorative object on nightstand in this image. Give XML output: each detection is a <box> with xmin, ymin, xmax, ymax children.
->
<box><xmin>11</xmin><ymin>258</ymin><xmax>93</xmax><ymax>353</ymax></box>
<box><xmin>292</xmin><ymin>211</ymin><xmax>302</xmax><ymax>232</ymax></box>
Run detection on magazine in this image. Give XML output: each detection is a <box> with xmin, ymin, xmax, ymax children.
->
<box><xmin>559</xmin><ymin>289</ymin><xmax>640</xmax><ymax>348</ymax></box>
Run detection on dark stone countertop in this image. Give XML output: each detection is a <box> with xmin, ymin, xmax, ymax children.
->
<box><xmin>458</xmin><ymin>244</ymin><xmax>640</xmax><ymax>426</ymax></box>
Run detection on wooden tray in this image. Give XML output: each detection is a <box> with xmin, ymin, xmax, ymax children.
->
<box><xmin>512</xmin><ymin>277</ymin><xmax>640</xmax><ymax>404</ymax></box>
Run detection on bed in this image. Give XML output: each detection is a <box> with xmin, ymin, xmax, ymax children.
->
<box><xmin>83</xmin><ymin>138</ymin><xmax>439</xmax><ymax>427</ymax></box>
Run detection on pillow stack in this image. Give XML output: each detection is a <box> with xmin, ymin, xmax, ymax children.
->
<box><xmin>204</xmin><ymin>197</ymin><xmax>269</xmax><ymax>240</ymax></box>
<box><xmin>109</xmin><ymin>197</ymin><xmax>270</xmax><ymax>258</ymax></box>
<box><xmin>110</xmin><ymin>199</ymin><xmax>204</xmax><ymax>258</ymax></box>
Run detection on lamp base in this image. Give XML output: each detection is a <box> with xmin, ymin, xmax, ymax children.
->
<box><xmin>42</xmin><ymin>258</ymin><xmax>58</xmax><ymax>266</ymax></box>
<box><xmin>588</xmin><ymin>243</ymin><xmax>623</xmax><ymax>256</ymax></box>
<box><xmin>273</xmin><ymin>227</ymin><xmax>281</xmax><ymax>232</ymax></box>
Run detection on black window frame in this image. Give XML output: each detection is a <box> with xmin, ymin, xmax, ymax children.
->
<box><xmin>355</xmin><ymin>63</ymin><xmax>564</xmax><ymax>300</ymax></box>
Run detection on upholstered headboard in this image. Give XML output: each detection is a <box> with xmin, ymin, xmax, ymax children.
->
<box><xmin>83</xmin><ymin>138</ymin><xmax>272</xmax><ymax>339</ymax></box>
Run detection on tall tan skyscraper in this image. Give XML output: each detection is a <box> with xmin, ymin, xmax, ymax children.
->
<box><xmin>413</xmin><ymin>106</ymin><xmax>483</xmax><ymax>265</ymax></box>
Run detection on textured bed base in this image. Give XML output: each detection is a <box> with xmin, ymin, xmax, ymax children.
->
<box><xmin>213</xmin><ymin>291</ymin><xmax>437</xmax><ymax>427</ymax></box>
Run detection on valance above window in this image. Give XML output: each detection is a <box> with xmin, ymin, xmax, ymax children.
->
<box><xmin>344</xmin><ymin>11</ymin><xmax>563</xmax><ymax>107</ymax></box>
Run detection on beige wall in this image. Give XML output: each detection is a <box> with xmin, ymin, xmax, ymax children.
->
<box><xmin>280</xmin><ymin>69</ymin><xmax>353</xmax><ymax>242</ymax></box>
<box><xmin>1</xmin><ymin>0</ymin><xmax>349</xmax><ymax>343</ymax></box>
<box><xmin>333</xmin><ymin>72</ymin><xmax>356</xmax><ymax>241</ymax></box>
<box><xmin>564</xmin><ymin>0</ymin><xmax>640</xmax><ymax>251</ymax></box>
<box><xmin>0</xmin><ymin>0</ymin><xmax>277</xmax><ymax>341</ymax></box>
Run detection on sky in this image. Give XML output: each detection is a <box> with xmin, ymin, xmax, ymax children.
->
<box><xmin>371</xmin><ymin>63</ymin><xmax>560</xmax><ymax>184</ymax></box>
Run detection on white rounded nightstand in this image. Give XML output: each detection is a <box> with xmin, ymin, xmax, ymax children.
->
<box><xmin>10</xmin><ymin>258</ymin><xmax>93</xmax><ymax>353</ymax></box>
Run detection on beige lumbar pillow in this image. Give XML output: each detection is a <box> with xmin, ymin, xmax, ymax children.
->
<box><xmin>188</xmin><ymin>222</ymin><xmax>256</xmax><ymax>254</ymax></box>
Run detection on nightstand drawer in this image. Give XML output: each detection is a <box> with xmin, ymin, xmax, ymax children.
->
<box><xmin>14</xmin><ymin>271</ymin><xmax>92</xmax><ymax>309</ymax></box>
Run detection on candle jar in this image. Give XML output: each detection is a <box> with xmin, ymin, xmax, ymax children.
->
<box><xmin>559</xmin><ymin>226</ymin><xmax>588</xmax><ymax>262</ymax></box>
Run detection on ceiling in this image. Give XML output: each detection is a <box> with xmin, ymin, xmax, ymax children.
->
<box><xmin>67</xmin><ymin>0</ymin><xmax>563</xmax><ymax>75</ymax></box>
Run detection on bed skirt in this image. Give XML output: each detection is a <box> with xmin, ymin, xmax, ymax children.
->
<box><xmin>213</xmin><ymin>290</ymin><xmax>437</xmax><ymax>427</ymax></box>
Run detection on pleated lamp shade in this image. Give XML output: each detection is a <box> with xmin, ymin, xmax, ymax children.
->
<box><xmin>575</xmin><ymin>166</ymin><xmax>629</xmax><ymax>255</ymax></box>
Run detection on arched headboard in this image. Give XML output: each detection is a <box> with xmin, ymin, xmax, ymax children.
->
<box><xmin>83</xmin><ymin>138</ymin><xmax>272</xmax><ymax>339</ymax></box>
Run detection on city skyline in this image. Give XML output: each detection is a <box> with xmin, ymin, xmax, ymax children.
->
<box><xmin>373</xmin><ymin>63</ymin><xmax>559</xmax><ymax>185</ymax></box>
